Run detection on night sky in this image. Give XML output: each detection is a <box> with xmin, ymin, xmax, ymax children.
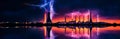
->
<box><xmin>0</xmin><ymin>0</ymin><xmax>120</xmax><ymax>22</ymax></box>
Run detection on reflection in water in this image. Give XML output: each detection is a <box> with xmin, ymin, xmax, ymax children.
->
<box><xmin>0</xmin><ymin>26</ymin><xmax>120</xmax><ymax>39</ymax></box>
<box><xmin>50</xmin><ymin>30</ymin><xmax>55</xmax><ymax>39</ymax></box>
<box><xmin>47</xmin><ymin>26</ymin><xmax>120</xmax><ymax>39</ymax></box>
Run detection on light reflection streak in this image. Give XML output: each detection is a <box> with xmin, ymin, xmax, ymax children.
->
<box><xmin>50</xmin><ymin>30</ymin><xmax>55</xmax><ymax>39</ymax></box>
<box><xmin>64</xmin><ymin>27</ymin><xmax>91</xmax><ymax>39</ymax></box>
<box><xmin>50</xmin><ymin>26</ymin><xmax>119</xmax><ymax>39</ymax></box>
<box><xmin>43</xmin><ymin>26</ymin><xmax>47</xmax><ymax>37</ymax></box>
<box><xmin>96</xmin><ymin>14</ymin><xmax>100</xmax><ymax>36</ymax></box>
<box><xmin>30</xmin><ymin>26</ymin><xmax>120</xmax><ymax>39</ymax></box>
<box><xmin>49</xmin><ymin>0</ymin><xmax>55</xmax><ymax>20</ymax></box>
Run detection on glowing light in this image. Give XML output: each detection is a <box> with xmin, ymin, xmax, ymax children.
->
<box><xmin>49</xmin><ymin>0</ymin><xmax>55</xmax><ymax>20</ymax></box>
<box><xmin>50</xmin><ymin>30</ymin><xmax>55</xmax><ymax>39</ymax></box>
<box><xmin>43</xmin><ymin>26</ymin><xmax>47</xmax><ymax>37</ymax></box>
<box><xmin>44</xmin><ymin>12</ymin><xmax>47</xmax><ymax>23</ymax></box>
<box><xmin>72</xmin><ymin>13</ymin><xmax>74</xmax><ymax>19</ymax></box>
<box><xmin>66</xmin><ymin>11</ymin><xmax>81</xmax><ymax>21</ymax></box>
<box><xmin>15</xmin><ymin>22</ymin><xmax>19</xmax><ymax>24</ymax></box>
<box><xmin>66</xmin><ymin>11</ymin><xmax>81</xmax><ymax>16</ymax></box>
<box><xmin>26</xmin><ymin>0</ymin><xmax>55</xmax><ymax>20</ymax></box>
<box><xmin>97</xmin><ymin>15</ymin><xmax>99</xmax><ymax>22</ymax></box>
<box><xmin>96</xmin><ymin>14</ymin><xmax>100</xmax><ymax>36</ymax></box>
<box><xmin>25</xmin><ymin>3</ymin><xmax>46</xmax><ymax>8</ymax></box>
<box><xmin>15</xmin><ymin>26</ymin><xmax>19</xmax><ymax>28</ymax></box>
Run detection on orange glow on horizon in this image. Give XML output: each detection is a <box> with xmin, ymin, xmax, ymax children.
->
<box><xmin>41</xmin><ymin>15</ymin><xmax>120</xmax><ymax>24</ymax></box>
<box><xmin>51</xmin><ymin>26</ymin><xmax>120</xmax><ymax>35</ymax></box>
<box><xmin>42</xmin><ymin>11</ymin><xmax>120</xmax><ymax>24</ymax></box>
<box><xmin>43</xmin><ymin>12</ymin><xmax>47</xmax><ymax>23</ymax></box>
<box><xmin>51</xmin><ymin>16</ymin><xmax>120</xmax><ymax>24</ymax></box>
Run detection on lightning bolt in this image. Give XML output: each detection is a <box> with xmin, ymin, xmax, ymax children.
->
<box><xmin>25</xmin><ymin>0</ymin><xmax>55</xmax><ymax>20</ymax></box>
<box><xmin>49</xmin><ymin>0</ymin><xmax>55</xmax><ymax>20</ymax></box>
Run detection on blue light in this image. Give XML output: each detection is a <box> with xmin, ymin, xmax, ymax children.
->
<box><xmin>26</xmin><ymin>0</ymin><xmax>55</xmax><ymax>19</ymax></box>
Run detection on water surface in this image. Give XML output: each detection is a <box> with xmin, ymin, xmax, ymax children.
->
<box><xmin>0</xmin><ymin>26</ymin><xmax>120</xmax><ymax>39</ymax></box>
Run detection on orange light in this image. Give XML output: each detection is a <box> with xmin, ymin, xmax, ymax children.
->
<box><xmin>43</xmin><ymin>26</ymin><xmax>47</xmax><ymax>37</ymax></box>
<box><xmin>44</xmin><ymin>12</ymin><xmax>47</xmax><ymax>23</ymax></box>
<box><xmin>41</xmin><ymin>11</ymin><xmax>120</xmax><ymax>24</ymax></box>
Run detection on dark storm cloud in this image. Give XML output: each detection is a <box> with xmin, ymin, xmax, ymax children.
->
<box><xmin>0</xmin><ymin>7</ymin><xmax>44</xmax><ymax>22</ymax></box>
<box><xmin>0</xmin><ymin>0</ymin><xmax>120</xmax><ymax>22</ymax></box>
<box><xmin>0</xmin><ymin>0</ymin><xmax>44</xmax><ymax>22</ymax></box>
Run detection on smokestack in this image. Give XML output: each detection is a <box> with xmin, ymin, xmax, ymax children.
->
<box><xmin>89</xmin><ymin>10</ymin><xmax>92</xmax><ymax>23</ymax></box>
<box><xmin>46</xmin><ymin>12</ymin><xmax>52</xmax><ymax>23</ymax></box>
<box><xmin>88</xmin><ymin>15</ymin><xmax>90</xmax><ymax>22</ymax></box>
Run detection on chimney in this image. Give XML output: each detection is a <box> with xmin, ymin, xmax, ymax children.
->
<box><xmin>46</xmin><ymin>12</ymin><xmax>52</xmax><ymax>23</ymax></box>
<box><xmin>89</xmin><ymin>10</ymin><xmax>92</xmax><ymax>23</ymax></box>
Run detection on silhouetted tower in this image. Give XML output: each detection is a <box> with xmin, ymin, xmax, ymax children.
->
<box><xmin>64</xmin><ymin>15</ymin><xmax>67</xmax><ymax>34</ymax></box>
<box><xmin>88</xmin><ymin>10</ymin><xmax>93</xmax><ymax>39</ymax></box>
<box><xmin>82</xmin><ymin>16</ymin><xmax>85</xmax><ymax>22</ymax></box>
<box><xmin>46</xmin><ymin>12</ymin><xmax>52</xmax><ymax>23</ymax></box>
<box><xmin>90</xmin><ymin>26</ymin><xmax>92</xmax><ymax>39</ymax></box>
<box><xmin>46</xmin><ymin>12</ymin><xmax>52</xmax><ymax>37</ymax></box>
<box><xmin>64</xmin><ymin>27</ymin><xmax>67</xmax><ymax>34</ymax></box>
<box><xmin>89</xmin><ymin>10</ymin><xmax>92</xmax><ymax>23</ymax></box>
